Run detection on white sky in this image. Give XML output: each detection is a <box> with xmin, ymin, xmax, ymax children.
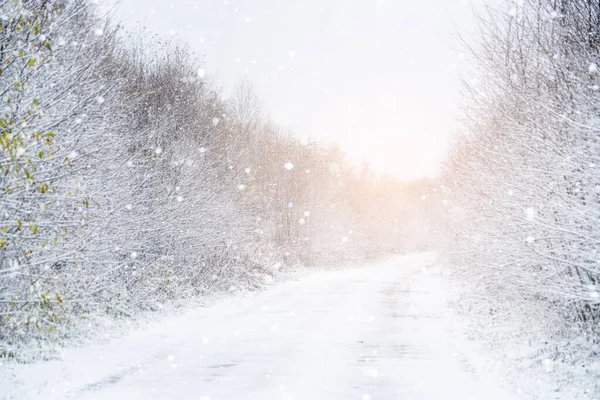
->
<box><xmin>115</xmin><ymin>0</ymin><xmax>475</xmax><ymax>180</ymax></box>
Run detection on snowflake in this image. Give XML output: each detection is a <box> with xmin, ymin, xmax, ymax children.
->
<box><xmin>284</xmin><ymin>162</ymin><xmax>294</xmax><ymax>170</ymax></box>
<box><xmin>526</xmin><ymin>236</ymin><xmax>535</xmax><ymax>244</ymax></box>
<box><xmin>525</xmin><ymin>207</ymin><xmax>536</xmax><ymax>221</ymax></box>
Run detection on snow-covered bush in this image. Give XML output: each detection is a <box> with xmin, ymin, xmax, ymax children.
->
<box><xmin>437</xmin><ymin>0</ymin><xmax>600</xmax><ymax>391</ymax></box>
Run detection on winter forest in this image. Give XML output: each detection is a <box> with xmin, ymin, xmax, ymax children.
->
<box><xmin>2</xmin><ymin>0</ymin><xmax>600</xmax><ymax>399</ymax></box>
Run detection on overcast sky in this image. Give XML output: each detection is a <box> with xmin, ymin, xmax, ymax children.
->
<box><xmin>115</xmin><ymin>0</ymin><xmax>475</xmax><ymax>180</ymax></box>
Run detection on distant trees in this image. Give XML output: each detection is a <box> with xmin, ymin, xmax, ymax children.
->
<box><xmin>438</xmin><ymin>0</ymin><xmax>600</xmax><ymax>374</ymax></box>
<box><xmin>0</xmin><ymin>0</ymin><xmax>423</xmax><ymax>359</ymax></box>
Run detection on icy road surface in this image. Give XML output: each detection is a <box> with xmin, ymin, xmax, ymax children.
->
<box><xmin>4</xmin><ymin>253</ymin><xmax>515</xmax><ymax>399</ymax></box>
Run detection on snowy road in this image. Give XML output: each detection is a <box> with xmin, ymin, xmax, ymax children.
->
<box><xmin>5</xmin><ymin>253</ymin><xmax>515</xmax><ymax>400</ymax></box>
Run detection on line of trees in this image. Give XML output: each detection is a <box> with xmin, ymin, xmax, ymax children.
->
<box><xmin>437</xmin><ymin>0</ymin><xmax>600</xmax><ymax>387</ymax></box>
<box><xmin>0</xmin><ymin>0</ymin><xmax>428</xmax><ymax>360</ymax></box>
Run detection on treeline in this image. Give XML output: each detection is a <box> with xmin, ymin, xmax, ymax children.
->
<box><xmin>0</xmin><ymin>0</ymin><xmax>425</xmax><ymax>359</ymax></box>
<box><xmin>438</xmin><ymin>0</ymin><xmax>600</xmax><ymax>386</ymax></box>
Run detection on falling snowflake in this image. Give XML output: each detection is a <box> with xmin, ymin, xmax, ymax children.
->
<box><xmin>298</xmin><ymin>218</ymin><xmax>305</xmax><ymax>225</ymax></box>
<box><xmin>212</xmin><ymin>117</ymin><xmax>220</xmax><ymax>126</ymax></box>
<box><xmin>284</xmin><ymin>162</ymin><xmax>294</xmax><ymax>170</ymax></box>
<box><xmin>126</xmin><ymin>160</ymin><xmax>134</xmax><ymax>167</ymax></box>
<box><xmin>525</xmin><ymin>207</ymin><xmax>536</xmax><ymax>221</ymax></box>
<box><xmin>155</xmin><ymin>147</ymin><xmax>163</xmax><ymax>155</ymax></box>
<box><xmin>130</xmin><ymin>251</ymin><xmax>138</xmax><ymax>259</ymax></box>
<box><xmin>237</xmin><ymin>184</ymin><xmax>246</xmax><ymax>191</ymax></box>
<box><xmin>589</xmin><ymin>63</ymin><xmax>598</xmax><ymax>74</ymax></box>
<box><xmin>245</xmin><ymin>167</ymin><xmax>251</xmax><ymax>174</ymax></box>
<box><xmin>176</xmin><ymin>196</ymin><xmax>183</xmax><ymax>202</ymax></box>
<box><xmin>94</xmin><ymin>28</ymin><xmax>103</xmax><ymax>36</ymax></box>
<box><xmin>197</xmin><ymin>68</ymin><xmax>206</xmax><ymax>78</ymax></box>
<box><xmin>125</xmin><ymin>204</ymin><xmax>132</xmax><ymax>210</ymax></box>
<box><xmin>96</xmin><ymin>96</ymin><xmax>105</xmax><ymax>104</ymax></box>
<box><xmin>526</xmin><ymin>236</ymin><xmax>535</xmax><ymax>244</ymax></box>
<box><xmin>304</xmin><ymin>211</ymin><xmax>310</xmax><ymax>217</ymax></box>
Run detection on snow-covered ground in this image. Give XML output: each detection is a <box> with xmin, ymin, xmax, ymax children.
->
<box><xmin>3</xmin><ymin>253</ymin><xmax>516</xmax><ymax>400</ymax></box>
